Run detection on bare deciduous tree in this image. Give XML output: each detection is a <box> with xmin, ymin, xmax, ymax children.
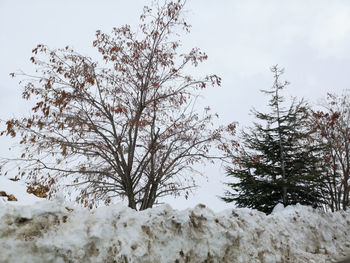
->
<box><xmin>311</xmin><ymin>91</ymin><xmax>350</xmax><ymax>211</ymax></box>
<box><xmin>0</xmin><ymin>0</ymin><xmax>236</xmax><ymax>210</ymax></box>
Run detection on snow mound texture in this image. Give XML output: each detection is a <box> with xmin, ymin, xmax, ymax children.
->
<box><xmin>0</xmin><ymin>201</ymin><xmax>350</xmax><ymax>263</ymax></box>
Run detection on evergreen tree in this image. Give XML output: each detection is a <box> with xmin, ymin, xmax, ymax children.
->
<box><xmin>222</xmin><ymin>66</ymin><xmax>326</xmax><ymax>214</ymax></box>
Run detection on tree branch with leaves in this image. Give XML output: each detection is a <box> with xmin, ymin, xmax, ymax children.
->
<box><xmin>1</xmin><ymin>0</ymin><xmax>236</xmax><ymax>210</ymax></box>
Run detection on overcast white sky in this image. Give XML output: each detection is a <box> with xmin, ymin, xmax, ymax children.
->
<box><xmin>0</xmin><ymin>0</ymin><xmax>349</xmax><ymax>211</ymax></box>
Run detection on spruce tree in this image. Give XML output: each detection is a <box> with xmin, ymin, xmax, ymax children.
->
<box><xmin>222</xmin><ymin>66</ymin><xmax>326</xmax><ymax>214</ymax></box>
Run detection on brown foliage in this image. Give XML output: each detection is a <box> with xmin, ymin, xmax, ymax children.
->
<box><xmin>26</xmin><ymin>182</ymin><xmax>50</xmax><ymax>198</ymax></box>
<box><xmin>310</xmin><ymin>91</ymin><xmax>350</xmax><ymax>211</ymax></box>
<box><xmin>7</xmin><ymin>194</ymin><xmax>18</xmax><ymax>202</ymax></box>
<box><xmin>0</xmin><ymin>191</ymin><xmax>18</xmax><ymax>201</ymax></box>
<box><xmin>1</xmin><ymin>0</ymin><xmax>237</xmax><ymax>210</ymax></box>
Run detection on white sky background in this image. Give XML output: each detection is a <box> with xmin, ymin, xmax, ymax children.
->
<box><xmin>0</xmin><ymin>0</ymin><xmax>349</xmax><ymax>211</ymax></box>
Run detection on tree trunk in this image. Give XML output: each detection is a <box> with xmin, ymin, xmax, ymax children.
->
<box><xmin>275</xmin><ymin>87</ymin><xmax>288</xmax><ymax>206</ymax></box>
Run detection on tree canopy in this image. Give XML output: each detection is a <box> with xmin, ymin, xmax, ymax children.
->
<box><xmin>1</xmin><ymin>0</ymin><xmax>236</xmax><ymax>210</ymax></box>
<box><xmin>311</xmin><ymin>91</ymin><xmax>350</xmax><ymax>211</ymax></box>
<box><xmin>222</xmin><ymin>66</ymin><xmax>326</xmax><ymax>214</ymax></box>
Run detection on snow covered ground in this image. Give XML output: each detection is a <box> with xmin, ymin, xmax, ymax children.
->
<box><xmin>1</xmin><ymin>176</ymin><xmax>350</xmax><ymax>263</ymax></box>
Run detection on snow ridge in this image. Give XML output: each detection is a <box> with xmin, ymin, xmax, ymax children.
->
<box><xmin>0</xmin><ymin>200</ymin><xmax>350</xmax><ymax>263</ymax></box>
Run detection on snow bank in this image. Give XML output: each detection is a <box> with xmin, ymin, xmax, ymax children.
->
<box><xmin>1</xmin><ymin>200</ymin><xmax>350</xmax><ymax>263</ymax></box>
